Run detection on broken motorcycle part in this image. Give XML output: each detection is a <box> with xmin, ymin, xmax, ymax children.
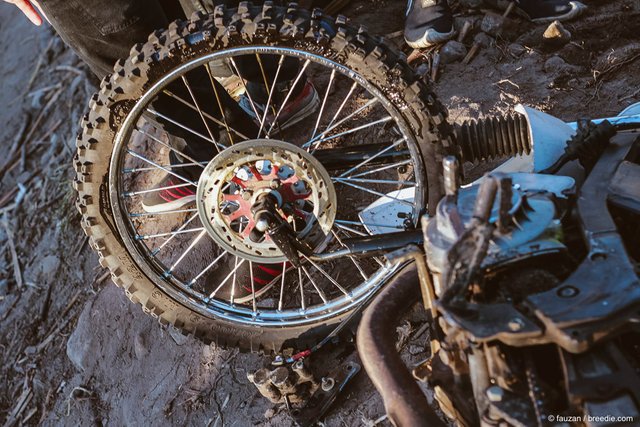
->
<box><xmin>290</xmin><ymin>360</ymin><xmax>361</xmax><ymax>427</ymax></box>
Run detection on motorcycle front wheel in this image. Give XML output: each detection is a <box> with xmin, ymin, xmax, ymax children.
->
<box><xmin>74</xmin><ymin>2</ymin><xmax>452</xmax><ymax>351</ymax></box>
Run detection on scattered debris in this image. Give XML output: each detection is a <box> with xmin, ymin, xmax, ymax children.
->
<box><xmin>440</xmin><ymin>40</ymin><xmax>468</xmax><ymax>64</ymax></box>
<box><xmin>543</xmin><ymin>20</ymin><xmax>572</xmax><ymax>47</ymax></box>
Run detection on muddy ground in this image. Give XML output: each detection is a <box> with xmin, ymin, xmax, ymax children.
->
<box><xmin>1</xmin><ymin>0</ymin><xmax>639</xmax><ymax>425</ymax></box>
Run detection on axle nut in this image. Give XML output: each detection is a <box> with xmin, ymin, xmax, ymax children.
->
<box><xmin>255</xmin><ymin>218</ymin><xmax>269</xmax><ymax>232</ymax></box>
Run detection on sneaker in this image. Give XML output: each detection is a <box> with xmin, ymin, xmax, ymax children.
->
<box><xmin>239</xmin><ymin>80</ymin><xmax>320</xmax><ymax>131</ymax></box>
<box><xmin>487</xmin><ymin>0</ymin><xmax>587</xmax><ymax>23</ymax></box>
<box><xmin>211</xmin><ymin>260</ymin><xmax>292</xmax><ymax>304</ymax></box>
<box><xmin>141</xmin><ymin>173</ymin><xmax>197</xmax><ymax>213</ymax></box>
<box><xmin>404</xmin><ymin>0</ymin><xmax>456</xmax><ymax>49</ymax></box>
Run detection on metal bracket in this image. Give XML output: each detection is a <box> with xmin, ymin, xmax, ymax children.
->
<box><xmin>290</xmin><ymin>361</ymin><xmax>361</xmax><ymax>427</ymax></box>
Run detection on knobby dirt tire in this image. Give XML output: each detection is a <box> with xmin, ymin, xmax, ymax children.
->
<box><xmin>74</xmin><ymin>1</ymin><xmax>454</xmax><ymax>352</ymax></box>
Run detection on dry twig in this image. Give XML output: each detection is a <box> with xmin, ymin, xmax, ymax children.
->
<box><xmin>1</xmin><ymin>218</ymin><xmax>23</xmax><ymax>288</ymax></box>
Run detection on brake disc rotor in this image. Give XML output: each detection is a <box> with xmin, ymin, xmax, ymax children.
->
<box><xmin>196</xmin><ymin>139</ymin><xmax>337</xmax><ymax>263</ymax></box>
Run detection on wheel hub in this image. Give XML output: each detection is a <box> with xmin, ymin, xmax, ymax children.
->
<box><xmin>196</xmin><ymin>139</ymin><xmax>337</xmax><ymax>263</ymax></box>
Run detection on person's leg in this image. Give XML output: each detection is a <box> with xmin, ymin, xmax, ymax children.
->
<box><xmin>38</xmin><ymin>0</ymin><xmax>171</xmax><ymax>79</ymax></box>
<box><xmin>39</xmin><ymin>0</ymin><xmax>255</xmax><ymax>164</ymax></box>
<box><xmin>485</xmin><ymin>0</ymin><xmax>586</xmax><ymax>23</ymax></box>
<box><xmin>404</xmin><ymin>0</ymin><xmax>455</xmax><ymax>49</ymax></box>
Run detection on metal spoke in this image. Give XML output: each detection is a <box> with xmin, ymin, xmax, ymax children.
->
<box><xmin>208</xmin><ymin>258</ymin><xmax>246</xmax><ymax>299</ymax></box>
<box><xmin>134</xmin><ymin>126</ymin><xmax>206</xmax><ymax>168</ymax></box>
<box><xmin>305</xmin><ymin>97</ymin><xmax>378</xmax><ymax>150</ymax></box>
<box><xmin>331</xmin><ymin>230</ymin><xmax>368</xmax><ymax>280</ymax></box>
<box><xmin>298</xmin><ymin>265</ymin><xmax>306</xmax><ymax>311</ymax></box>
<box><xmin>126</xmin><ymin>150</ymin><xmax>197</xmax><ymax>186</ymax></box>
<box><xmin>309</xmin><ymin>115</ymin><xmax>392</xmax><ymax>151</ymax></box>
<box><xmin>129</xmin><ymin>208</ymin><xmax>197</xmax><ymax>217</ymax></box>
<box><xmin>147</xmin><ymin>108</ymin><xmax>224</xmax><ymax>150</ymax></box>
<box><xmin>188</xmin><ymin>249</ymin><xmax>228</xmax><ymax>287</ymax></box>
<box><xmin>125</xmin><ymin>182</ymin><xmax>193</xmax><ymax>197</ymax></box>
<box><xmin>349</xmin><ymin>159</ymin><xmax>412</xmax><ymax>178</ymax></box>
<box><xmin>277</xmin><ymin>262</ymin><xmax>287</xmax><ymax>312</ymax></box>
<box><xmin>337</xmin><ymin>137</ymin><xmax>406</xmax><ymax>178</ymax></box>
<box><xmin>304</xmin><ymin>81</ymin><xmax>357</xmax><ymax>148</ymax></box>
<box><xmin>228</xmin><ymin>57</ymin><xmax>261</xmax><ymax>121</ymax></box>
<box><xmin>124</xmin><ymin>161</ymin><xmax>207</xmax><ymax>173</ymax></box>
<box><xmin>204</xmin><ymin>62</ymin><xmax>235</xmax><ymax>144</ymax></box>
<box><xmin>249</xmin><ymin>261</ymin><xmax>257</xmax><ymax>314</ymax></box>
<box><xmin>333</xmin><ymin>179</ymin><xmax>414</xmax><ymax>207</ymax></box>
<box><xmin>137</xmin><ymin>227</ymin><xmax>204</xmax><ymax>241</ymax></box>
<box><xmin>181</xmin><ymin>75</ymin><xmax>220</xmax><ymax>153</ymax></box>
<box><xmin>257</xmin><ymin>54</ymin><xmax>285</xmax><ymax>138</ymax></box>
<box><xmin>335</xmin><ymin>222</ymin><xmax>367</xmax><ymax>236</ymax></box>
<box><xmin>150</xmin><ymin>213</ymin><xmax>199</xmax><ymax>256</ymax></box>
<box><xmin>335</xmin><ymin>219</ymin><xmax>404</xmax><ymax>230</ymax></box>
<box><xmin>167</xmin><ymin>229</ymin><xmax>208</xmax><ymax>275</ymax></box>
<box><xmin>231</xmin><ymin>222</ymin><xmax>246</xmax><ymax>305</ymax></box>
<box><xmin>332</xmin><ymin>177</ymin><xmax>415</xmax><ymax>186</ymax></box>
<box><xmin>230</xmin><ymin>254</ymin><xmax>238</xmax><ymax>305</ymax></box>
<box><xmin>266</xmin><ymin>59</ymin><xmax>311</xmax><ymax>137</ymax></box>
<box><xmin>162</xmin><ymin>89</ymin><xmax>249</xmax><ymax>140</ymax></box>
<box><xmin>335</xmin><ymin>226</ymin><xmax>385</xmax><ymax>267</ymax></box>
<box><xmin>302</xmin><ymin>254</ymin><xmax>351</xmax><ymax>299</ymax></box>
<box><xmin>309</xmin><ymin>68</ymin><xmax>336</xmax><ymax>142</ymax></box>
<box><xmin>300</xmin><ymin>265</ymin><xmax>328</xmax><ymax>304</ymax></box>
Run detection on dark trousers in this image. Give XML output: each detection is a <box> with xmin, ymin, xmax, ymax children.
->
<box><xmin>38</xmin><ymin>0</ymin><xmax>299</xmax><ymax>173</ymax></box>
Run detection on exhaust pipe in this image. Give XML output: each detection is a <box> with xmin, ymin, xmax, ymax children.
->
<box><xmin>357</xmin><ymin>263</ymin><xmax>445</xmax><ymax>427</ymax></box>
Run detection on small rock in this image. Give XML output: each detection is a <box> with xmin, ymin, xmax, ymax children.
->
<box><xmin>408</xmin><ymin>344</ymin><xmax>426</xmax><ymax>355</ymax></box>
<box><xmin>544</xmin><ymin>55</ymin><xmax>567</xmax><ymax>72</ymax></box>
<box><xmin>474</xmin><ymin>32</ymin><xmax>494</xmax><ymax>48</ymax></box>
<box><xmin>264</xmin><ymin>408</ymin><xmax>276</xmax><ymax>419</ymax></box>
<box><xmin>481</xmin><ymin>13</ymin><xmax>518</xmax><ymax>39</ymax></box>
<box><xmin>543</xmin><ymin>20</ymin><xmax>571</xmax><ymax>46</ymax></box>
<box><xmin>508</xmin><ymin>43</ymin><xmax>526</xmax><ymax>57</ymax></box>
<box><xmin>133</xmin><ymin>334</ymin><xmax>148</xmax><ymax>359</ymax></box>
<box><xmin>67</xmin><ymin>306</ymin><xmax>96</xmax><ymax>372</ymax></box>
<box><xmin>440</xmin><ymin>40</ymin><xmax>468</xmax><ymax>64</ymax></box>
<box><xmin>168</xmin><ymin>326</ymin><xmax>189</xmax><ymax>346</ymax></box>
<box><xmin>543</xmin><ymin>55</ymin><xmax>579</xmax><ymax>75</ymax></box>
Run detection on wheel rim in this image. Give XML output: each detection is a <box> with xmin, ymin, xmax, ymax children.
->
<box><xmin>109</xmin><ymin>46</ymin><xmax>424</xmax><ymax>326</ymax></box>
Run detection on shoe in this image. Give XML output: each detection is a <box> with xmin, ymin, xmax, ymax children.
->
<box><xmin>211</xmin><ymin>260</ymin><xmax>291</xmax><ymax>304</ymax></box>
<box><xmin>404</xmin><ymin>0</ymin><xmax>456</xmax><ymax>49</ymax></box>
<box><xmin>487</xmin><ymin>0</ymin><xmax>587</xmax><ymax>23</ymax></box>
<box><xmin>239</xmin><ymin>80</ymin><xmax>320</xmax><ymax>131</ymax></box>
<box><xmin>141</xmin><ymin>173</ymin><xmax>197</xmax><ymax>213</ymax></box>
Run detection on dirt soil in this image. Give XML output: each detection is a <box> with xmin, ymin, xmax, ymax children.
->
<box><xmin>1</xmin><ymin>0</ymin><xmax>639</xmax><ymax>425</ymax></box>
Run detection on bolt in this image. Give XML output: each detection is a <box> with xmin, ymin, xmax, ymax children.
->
<box><xmin>255</xmin><ymin>218</ymin><xmax>269</xmax><ymax>232</ymax></box>
<box><xmin>508</xmin><ymin>317</ymin><xmax>525</xmax><ymax>331</ymax></box>
<box><xmin>486</xmin><ymin>385</ymin><xmax>504</xmax><ymax>402</ymax></box>
<box><xmin>270</xmin><ymin>179</ymin><xmax>280</xmax><ymax>189</ymax></box>
<box><xmin>557</xmin><ymin>285</ymin><xmax>579</xmax><ymax>298</ymax></box>
<box><xmin>321</xmin><ymin>377</ymin><xmax>335</xmax><ymax>392</ymax></box>
<box><xmin>242</xmin><ymin>191</ymin><xmax>253</xmax><ymax>201</ymax></box>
